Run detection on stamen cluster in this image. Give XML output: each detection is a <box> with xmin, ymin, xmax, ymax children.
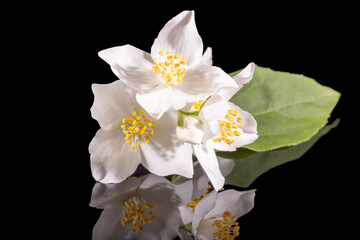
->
<box><xmin>152</xmin><ymin>50</ymin><xmax>187</xmax><ymax>86</ymax></box>
<box><xmin>114</xmin><ymin>109</ymin><xmax>156</xmax><ymax>149</ymax></box>
<box><xmin>212</xmin><ymin>109</ymin><xmax>243</xmax><ymax>145</ymax></box>
<box><xmin>121</xmin><ymin>197</ymin><xmax>156</xmax><ymax>234</ymax></box>
<box><xmin>210</xmin><ymin>211</ymin><xmax>240</xmax><ymax>240</ymax></box>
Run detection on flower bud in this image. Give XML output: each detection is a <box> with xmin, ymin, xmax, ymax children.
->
<box><xmin>176</xmin><ymin>116</ymin><xmax>204</xmax><ymax>144</ymax></box>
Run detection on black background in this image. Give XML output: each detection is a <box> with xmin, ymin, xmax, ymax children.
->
<box><xmin>20</xmin><ymin>2</ymin><xmax>356</xmax><ymax>239</ymax></box>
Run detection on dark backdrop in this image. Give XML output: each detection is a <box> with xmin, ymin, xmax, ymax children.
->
<box><xmin>28</xmin><ymin>2</ymin><xmax>355</xmax><ymax>239</ymax></box>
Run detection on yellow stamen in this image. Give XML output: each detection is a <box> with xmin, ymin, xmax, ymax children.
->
<box><xmin>152</xmin><ymin>50</ymin><xmax>187</xmax><ymax>86</ymax></box>
<box><xmin>113</xmin><ymin>109</ymin><xmax>155</xmax><ymax>149</ymax></box>
<box><xmin>212</xmin><ymin>109</ymin><xmax>243</xmax><ymax>145</ymax></box>
<box><xmin>186</xmin><ymin>184</ymin><xmax>211</xmax><ymax>213</ymax></box>
<box><xmin>209</xmin><ymin>210</ymin><xmax>240</xmax><ymax>240</ymax></box>
<box><xmin>189</xmin><ymin>100</ymin><xmax>204</xmax><ymax>112</ymax></box>
<box><xmin>121</xmin><ymin>197</ymin><xmax>155</xmax><ymax>234</ymax></box>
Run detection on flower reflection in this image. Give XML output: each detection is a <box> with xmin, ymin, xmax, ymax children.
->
<box><xmin>179</xmin><ymin>189</ymin><xmax>255</xmax><ymax>240</ymax></box>
<box><xmin>90</xmin><ymin>174</ymin><xmax>192</xmax><ymax>240</ymax></box>
<box><xmin>90</xmin><ymin>159</ymin><xmax>255</xmax><ymax>240</ymax></box>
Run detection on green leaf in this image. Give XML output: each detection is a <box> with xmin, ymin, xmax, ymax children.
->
<box><xmin>217</xmin><ymin>119</ymin><xmax>339</xmax><ymax>188</ymax></box>
<box><xmin>229</xmin><ymin>66</ymin><xmax>340</xmax><ymax>151</ymax></box>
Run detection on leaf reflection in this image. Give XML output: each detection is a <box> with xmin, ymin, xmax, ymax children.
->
<box><xmin>217</xmin><ymin>119</ymin><xmax>339</xmax><ymax>188</ymax></box>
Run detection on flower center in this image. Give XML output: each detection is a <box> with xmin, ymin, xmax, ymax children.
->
<box><xmin>186</xmin><ymin>184</ymin><xmax>211</xmax><ymax>213</ymax></box>
<box><xmin>121</xmin><ymin>197</ymin><xmax>155</xmax><ymax>234</ymax></box>
<box><xmin>209</xmin><ymin>211</ymin><xmax>240</xmax><ymax>240</ymax></box>
<box><xmin>113</xmin><ymin>109</ymin><xmax>156</xmax><ymax>149</ymax></box>
<box><xmin>152</xmin><ymin>50</ymin><xmax>187</xmax><ymax>87</ymax></box>
<box><xmin>212</xmin><ymin>109</ymin><xmax>243</xmax><ymax>145</ymax></box>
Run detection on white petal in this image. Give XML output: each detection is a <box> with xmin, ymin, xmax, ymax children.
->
<box><xmin>192</xmin><ymin>191</ymin><xmax>218</xmax><ymax>236</ymax></box>
<box><xmin>176</xmin><ymin>116</ymin><xmax>204</xmax><ymax>144</ymax></box>
<box><xmin>199</xmin><ymin>99</ymin><xmax>228</xmax><ymax>142</ymax></box>
<box><xmin>204</xmin><ymin>189</ymin><xmax>256</xmax><ymax>219</ymax></box>
<box><xmin>136</xmin><ymin>85</ymin><xmax>186</xmax><ymax>119</ymax></box>
<box><xmin>175</xmin><ymin>161</ymin><xmax>211</xmax><ymax>200</ymax></box>
<box><xmin>91</xmin><ymin>80</ymin><xmax>135</xmax><ymax>130</ymax></box>
<box><xmin>89</xmin><ymin>129</ymin><xmax>141</xmax><ymax>183</ymax></box>
<box><xmin>98</xmin><ymin>44</ymin><xmax>158</xmax><ymax>91</ymax></box>
<box><xmin>214</xmin><ymin>62</ymin><xmax>255</xmax><ymax>101</ymax></box>
<box><xmin>193</xmin><ymin>143</ymin><xmax>224</xmax><ymax>191</ymax></box>
<box><xmin>218</xmin><ymin>157</ymin><xmax>235</xmax><ymax>177</ymax></box>
<box><xmin>174</xmin><ymin>65</ymin><xmax>237</xmax><ymax>103</ymax></box>
<box><xmin>179</xmin><ymin>206</ymin><xmax>194</xmax><ymax>225</ymax></box>
<box><xmin>90</xmin><ymin>178</ymin><xmax>140</xmax><ymax>209</ymax></box>
<box><xmin>136</xmin><ymin>175</ymin><xmax>189</xmax><ymax>240</ymax></box>
<box><xmin>208</xmin><ymin>103</ymin><xmax>258</xmax><ymax>151</ymax></box>
<box><xmin>201</xmin><ymin>47</ymin><xmax>213</xmax><ymax>66</ymax></box>
<box><xmin>233</xmin><ymin>62</ymin><xmax>255</xmax><ymax>87</ymax></box>
<box><xmin>140</xmin><ymin>112</ymin><xmax>194</xmax><ymax>178</ymax></box>
<box><xmin>92</xmin><ymin>207</ymin><xmax>133</xmax><ymax>240</ymax></box>
<box><xmin>151</xmin><ymin>11</ymin><xmax>203</xmax><ymax>67</ymax></box>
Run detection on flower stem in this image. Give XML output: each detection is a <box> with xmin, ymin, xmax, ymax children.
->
<box><xmin>179</xmin><ymin>223</ymin><xmax>193</xmax><ymax>234</ymax></box>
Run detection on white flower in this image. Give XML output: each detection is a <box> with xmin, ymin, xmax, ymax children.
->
<box><xmin>176</xmin><ymin>63</ymin><xmax>258</xmax><ymax>191</ymax></box>
<box><xmin>98</xmin><ymin>10</ymin><xmax>237</xmax><ymax>119</ymax></box>
<box><xmin>90</xmin><ymin>174</ymin><xmax>193</xmax><ymax>240</ymax></box>
<box><xmin>89</xmin><ymin>80</ymin><xmax>193</xmax><ymax>183</ymax></box>
<box><xmin>186</xmin><ymin>189</ymin><xmax>256</xmax><ymax>240</ymax></box>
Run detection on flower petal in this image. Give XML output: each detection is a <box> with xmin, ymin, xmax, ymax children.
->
<box><xmin>151</xmin><ymin>10</ymin><xmax>203</xmax><ymax>67</ymax></box>
<box><xmin>174</xmin><ymin>65</ymin><xmax>237</xmax><ymax>103</ymax></box>
<box><xmin>91</xmin><ymin>80</ymin><xmax>135</xmax><ymax>130</ymax></box>
<box><xmin>92</xmin><ymin>207</ymin><xmax>133</xmax><ymax>240</ymax></box>
<box><xmin>208</xmin><ymin>103</ymin><xmax>258</xmax><ymax>151</ymax></box>
<box><xmin>193</xmin><ymin>143</ymin><xmax>224</xmax><ymax>191</ymax></box>
<box><xmin>140</xmin><ymin>112</ymin><xmax>194</xmax><ymax>178</ymax></box>
<box><xmin>233</xmin><ymin>62</ymin><xmax>255</xmax><ymax>87</ymax></box>
<box><xmin>89</xmin><ymin>129</ymin><xmax>141</xmax><ymax>183</ymax></box>
<box><xmin>218</xmin><ymin>157</ymin><xmax>235</xmax><ymax>177</ymax></box>
<box><xmin>201</xmin><ymin>47</ymin><xmax>213</xmax><ymax>66</ymax></box>
<box><xmin>136</xmin><ymin>85</ymin><xmax>186</xmax><ymax>119</ymax></box>
<box><xmin>199</xmin><ymin>98</ymin><xmax>228</xmax><ymax>142</ymax></box>
<box><xmin>204</xmin><ymin>189</ymin><xmax>256</xmax><ymax>219</ymax></box>
<box><xmin>192</xmin><ymin>191</ymin><xmax>218</xmax><ymax>236</ymax></box>
<box><xmin>98</xmin><ymin>44</ymin><xmax>158</xmax><ymax>91</ymax></box>
<box><xmin>90</xmin><ymin>178</ymin><xmax>140</xmax><ymax>209</ymax></box>
<box><xmin>136</xmin><ymin>175</ymin><xmax>190</xmax><ymax>240</ymax></box>
<box><xmin>214</xmin><ymin>62</ymin><xmax>255</xmax><ymax>101</ymax></box>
